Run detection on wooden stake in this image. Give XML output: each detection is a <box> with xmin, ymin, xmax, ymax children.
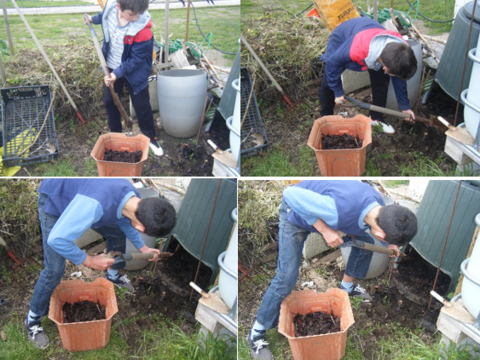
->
<box><xmin>1</xmin><ymin>0</ymin><xmax>14</xmax><ymax>55</ymax></box>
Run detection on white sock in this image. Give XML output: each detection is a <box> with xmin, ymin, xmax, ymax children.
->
<box><xmin>107</xmin><ymin>269</ymin><xmax>119</xmax><ymax>279</ymax></box>
<box><xmin>341</xmin><ymin>280</ymin><xmax>354</xmax><ymax>292</ymax></box>
<box><xmin>250</xmin><ymin>320</ymin><xmax>266</xmax><ymax>340</ymax></box>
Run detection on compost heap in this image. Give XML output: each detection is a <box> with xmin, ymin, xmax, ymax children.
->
<box><xmin>241</xmin><ymin>16</ymin><xmax>329</xmax><ymax>104</ymax></box>
<box><xmin>63</xmin><ymin>300</ymin><xmax>106</xmax><ymax>323</ymax></box>
<box><xmin>294</xmin><ymin>311</ymin><xmax>341</xmax><ymax>337</ymax></box>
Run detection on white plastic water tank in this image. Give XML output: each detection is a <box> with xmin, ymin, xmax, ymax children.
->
<box><xmin>463</xmin><ymin>33</ymin><xmax>480</xmax><ymax>138</ymax></box>
<box><xmin>227</xmin><ymin>78</ymin><xmax>241</xmax><ymax>168</ymax></box>
<box><xmin>218</xmin><ymin>208</ymin><xmax>238</xmax><ymax>311</ymax></box>
<box><xmin>461</xmin><ymin>258</ymin><xmax>480</xmax><ymax>318</ymax></box>
<box><xmin>467</xmin><ymin>214</ymin><xmax>480</xmax><ymax>276</ymax></box>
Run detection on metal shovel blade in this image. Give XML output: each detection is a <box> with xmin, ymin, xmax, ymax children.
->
<box><xmin>207</xmin><ymin>140</ymin><xmax>238</xmax><ymax>168</ymax></box>
<box><xmin>437</xmin><ymin>116</ymin><xmax>475</xmax><ymax>146</ymax></box>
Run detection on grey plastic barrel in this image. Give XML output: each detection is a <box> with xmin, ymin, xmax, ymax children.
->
<box><xmin>435</xmin><ymin>1</ymin><xmax>480</xmax><ymax>101</ymax></box>
<box><xmin>157</xmin><ymin>69</ymin><xmax>207</xmax><ymax>138</ymax></box>
<box><xmin>386</xmin><ymin>39</ymin><xmax>423</xmax><ymax>110</ymax></box>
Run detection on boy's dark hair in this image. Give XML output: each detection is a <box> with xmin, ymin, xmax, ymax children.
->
<box><xmin>135</xmin><ymin>197</ymin><xmax>176</xmax><ymax>238</ymax></box>
<box><xmin>118</xmin><ymin>0</ymin><xmax>149</xmax><ymax>14</ymax></box>
<box><xmin>376</xmin><ymin>204</ymin><xmax>417</xmax><ymax>246</ymax></box>
<box><xmin>381</xmin><ymin>42</ymin><xmax>417</xmax><ymax>81</ymax></box>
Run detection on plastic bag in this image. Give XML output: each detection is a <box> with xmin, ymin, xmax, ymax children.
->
<box><xmin>312</xmin><ymin>0</ymin><xmax>360</xmax><ymax>32</ymax></box>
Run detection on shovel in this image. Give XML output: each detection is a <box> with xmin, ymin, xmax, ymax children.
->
<box><xmin>430</xmin><ymin>290</ymin><xmax>475</xmax><ymax>324</ymax></box>
<box><xmin>207</xmin><ymin>139</ymin><xmax>238</xmax><ymax>168</ymax></box>
<box><xmin>343</xmin><ymin>96</ymin><xmax>432</xmax><ymax>125</ymax></box>
<box><xmin>84</xmin><ymin>14</ymin><xmax>133</xmax><ymax>135</ymax></box>
<box><xmin>351</xmin><ymin>237</ymin><xmax>406</xmax><ymax>258</ymax></box>
<box><xmin>436</xmin><ymin>116</ymin><xmax>475</xmax><ymax>146</ymax></box>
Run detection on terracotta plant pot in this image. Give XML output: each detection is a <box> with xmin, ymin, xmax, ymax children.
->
<box><xmin>90</xmin><ymin>133</ymin><xmax>150</xmax><ymax>177</ymax></box>
<box><xmin>48</xmin><ymin>278</ymin><xmax>118</xmax><ymax>352</ymax></box>
<box><xmin>278</xmin><ymin>288</ymin><xmax>355</xmax><ymax>360</ymax></box>
<box><xmin>307</xmin><ymin>115</ymin><xmax>372</xmax><ymax>176</ymax></box>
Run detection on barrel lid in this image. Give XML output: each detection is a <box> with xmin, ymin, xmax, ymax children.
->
<box><xmin>463</xmin><ymin>1</ymin><xmax>480</xmax><ymax>23</ymax></box>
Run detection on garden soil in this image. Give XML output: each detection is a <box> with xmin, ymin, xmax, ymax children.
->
<box><xmin>293</xmin><ymin>311</ymin><xmax>341</xmax><ymax>337</ymax></box>
<box><xmin>63</xmin><ymin>300</ymin><xmax>106</xmax><ymax>323</ymax></box>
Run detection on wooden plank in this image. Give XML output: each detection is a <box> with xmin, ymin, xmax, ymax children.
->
<box><xmin>87</xmin><ymin>241</ymin><xmax>106</xmax><ymax>255</ymax></box>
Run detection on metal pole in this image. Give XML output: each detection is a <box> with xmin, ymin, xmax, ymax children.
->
<box><xmin>185</xmin><ymin>0</ymin><xmax>191</xmax><ymax>41</ymax></box>
<box><xmin>373</xmin><ymin>0</ymin><xmax>378</xmax><ymax>21</ymax></box>
<box><xmin>165</xmin><ymin>0</ymin><xmax>169</xmax><ymax>63</ymax></box>
<box><xmin>1</xmin><ymin>0</ymin><xmax>14</xmax><ymax>55</ymax></box>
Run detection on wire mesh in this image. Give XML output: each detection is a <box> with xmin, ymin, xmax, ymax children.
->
<box><xmin>1</xmin><ymin>86</ymin><xmax>58</xmax><ymax>167</ymax></box>
<box><xmin>240</xmin><ymin>68</ymin><xmax>268</xmax><ymax>156</ymax></box>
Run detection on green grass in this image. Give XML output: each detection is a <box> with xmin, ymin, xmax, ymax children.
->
<box><xmin>241</xmin><ymin>0</ymin><xmax>312</xmax><ymax>23</ymax></box>
<box><xmin>0</xmin><ymin>312</ymin><xmax>235</xmax><ymax>360</ymax></box>
<box><xmin>0</xmin><ymin>5</ymin><xmax>239</xmax><ymax>63</ymax></box>
<box><xmin>241</xmin><ymin>145</ymin><xmax>317</xmax><ymax>176</ymax></box>
<box><xmin>351</xmin><ymin>0</ymin><xmax>455</xmax><ymax>34</ymax></box>
<box><xmin>3</xmin><ymin>0</ymin><xmax>89</xmax><ymax>8</ymax></box>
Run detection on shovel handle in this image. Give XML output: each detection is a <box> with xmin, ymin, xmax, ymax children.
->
<box><xmin>352</xmin><ymin>238</ymin><xmax>404</xmax><ymax>257</ymax></box>
<box><xmin>189</xmin><ymin>282</ymin><xmax>210</xmax><ymax>298</ymax></box>
<box><xmin>437</xmin><ymin>116</ymin><xmax>453</xmax><ymax>129</ymax></box>
<box><xmin>430</xmin><ymin>290</ymin><xmax>451</xmax><ymax>307</ymax></box>
<box><xmin>207</xmin><ymin>139</ymin><xmax>219</xmax><ymax>151</ymax></box>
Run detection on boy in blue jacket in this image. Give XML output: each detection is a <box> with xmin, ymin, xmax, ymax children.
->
<box><xmin>25</xmin><ymin>179</ymin><xmax>176</xmax><ymax>349</ymax></box>
<box><xmin>84</xmin><ymin>0</ymin><xmax>163</xmax><ymax>156</ymax></box>
<box><xmin>248</xmin><ymin>180</ymin><xmax>417</xmax><ymax>359</ymax></box>
<box><xmin>320</xmin><ymin>17</ymin><xmax>418</xmax><ymax>134</ymax></box>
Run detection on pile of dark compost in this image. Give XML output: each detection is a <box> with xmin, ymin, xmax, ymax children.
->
<box><xmin>294</xmin><ymin>311</ymin><xmax>341</xmax><ymax>337</ymax></box>
<box><xmin>63</xmin><ymin>300</ymin><xmax>106</xmax><ymax>323</ymax></box>
<box><xmin>132</xmin><ymin>240</ymin><xmax>212</xmax><ymax>322</ymax></box>
<box><xmin>322</xmin><ymin>134</ymin><xmax>363</xmax><ymax>149</ymax></box>
<box><xmin>391</xmin><ymin>246</ymin><xmax>451</xmax><ymax>306</ymax></box>
<box><xmin>103</xmin><ymin>149</ymin><xmax>142</xmax><ymax>163</ymax></box>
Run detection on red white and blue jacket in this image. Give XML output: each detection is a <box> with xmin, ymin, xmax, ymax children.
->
<box><xmin>320</xmin><ymin>17</ymin><xmax>410</xmax><ymax>110</ymax></box>
<box><xmin>92</xmin><ymin>0</ymin><xmax>153</xmax><ymax>94</ymax></box>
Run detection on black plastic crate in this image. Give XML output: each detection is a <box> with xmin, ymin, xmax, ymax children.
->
<box><xmin>1</xmin><ymin>86</ymin><xmax>59</xmax><ymax>168</ymax></box>
<box><xmin>240</xmin><ymin>68</ymin><xmax>268</xmax><ymax>156</ymax></box>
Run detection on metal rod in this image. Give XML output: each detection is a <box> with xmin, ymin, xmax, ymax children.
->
<box><xmin>165</xmin><ymin>0</ymin><xmax>170</xmax><ymax>63</ymax></box>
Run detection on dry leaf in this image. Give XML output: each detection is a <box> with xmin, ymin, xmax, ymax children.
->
<box><xmin>45</xmin><ymin>143</ymin><xmax>56</xmax><ymax>153</ymax></box>
<box><xmin>250</xmin><ymin>133</ymin><xmax>265</xmax><ymax>146</ymax></box>
<box><xmin>1</xmin><ymin>330</ymin><xmax>6</xmax><ymax>341</ymax></box>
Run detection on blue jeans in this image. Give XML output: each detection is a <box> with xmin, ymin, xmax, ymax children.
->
<box><xmin>255</xmin><ymin>200</ymin><xmax>375</xmax><ymax>329</ymax></box>
<box><xmin>29</xmin><ymin>193</ymin><xmax>128</xmax><ymax>318</ymax></box>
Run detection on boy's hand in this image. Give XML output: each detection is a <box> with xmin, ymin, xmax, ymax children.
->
<box><xmin>105</xmin><ymin>73</ymin><xmax>117</xmax><ymax>87</ymax></box>
<box><xmin>139</xmin><ymin>245</ymin><xmax>160</xmax><ymax>261</ymax></box>
<box><xmin>386</xmin><ymin>244</ymin><xmax>401</xmax><ymax>257</ymax></box>
<box><xmin>83</xmin><ymin>254</ymin><xmax>115</xmax><ymax>271</ymax></box>
<box><xmin>83</xmin><ymin>15</ymin><xmax>92</xmax><ymax>25</ymax></box>
<box><xmin>313</xmin><ymin>219</ymin><xmax>344</xmax><ymax>248</ymax></box>
<box><xmin>335</xmin><ymin>96</ymin><xmax>345</xmax><ymax>105</ymax></box>
<box><xmin>402</xmin><ymin>109</ymin><xmax>415</xmax><ymax>122</ymax></box>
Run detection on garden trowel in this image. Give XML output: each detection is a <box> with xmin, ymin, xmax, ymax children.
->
<box><xmin>189</xmin><ymin>282</ymin><xmax>230</xmax><ymax>315</ymax></box>
<box><xmin>207</xmin><ymin>140</ymin><xmax>237</xmax><ymax>168</ymax></box>
<box><xmin>430</xmin><ymin>290</ymin><xmax>475</xmax><ymax>324</ymax></box>
<box><xmin>437</xmin><ymin>116</ymin><xmax>476</xmax><ymax>146</ymax></box>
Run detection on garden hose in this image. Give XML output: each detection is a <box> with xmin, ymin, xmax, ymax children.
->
<box><xmin>154</xmin><ymin>32</ymin><xmax>213</xmax><ymax>61</ymax></box>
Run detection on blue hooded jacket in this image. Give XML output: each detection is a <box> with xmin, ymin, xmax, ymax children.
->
<box><xmin>92</xmin><ymin>0</ymin><xmax>153</xmax><ymax>94</ymax></box>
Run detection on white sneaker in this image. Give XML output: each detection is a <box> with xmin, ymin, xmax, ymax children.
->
<box><xmin>149</xmin><ymin>139</ymin><xmax>164</xmax><ymax>156</ymax></box>
<box><xmin>371</xmin><ymin>120</ymin><xmax>395</xmax><ymax>134</ymax></box>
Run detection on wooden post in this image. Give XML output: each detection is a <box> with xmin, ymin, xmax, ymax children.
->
<box><xmin>185</xmin><ymin>0</ymin><xmax>191</xmax><ymax>41</ymax></box>
<box><xmin>165</xmin><ymin>0</ymin><xmax>170</xmax><ymax>64</ymax></box>
<box><xmin>1</xmin><ymin>0</ymin><xmax>14</xmax><ymax>55</ymax></box>
<box><xmin>0</xmin><ymin>51</ymin><xmax>5</xmax><ymax>84</ymax></box>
